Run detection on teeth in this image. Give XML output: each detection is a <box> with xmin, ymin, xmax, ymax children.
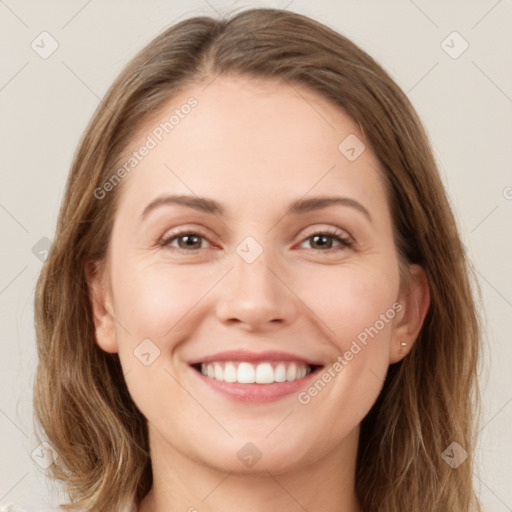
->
<box><xmin>286</xmin><ymin>362</ymin><xmax>297</xmax><ymax>381</ymax></box>
<box><xmin>237</xmin><ymin>362</ymin><xmax>255</xmax><ymax>383</ymax></box>
<box><xmin>198</xmin><ymin>361</ymin><xmax>312</xmax><ymax>384</ymax></box>
<box><xmin>224</xmin><ymin>362</ymin><xmax>237</xmax><ymax>382</ymax></box>
<box><xmin>255</xmin><ymin>363</ymin><xmax>274</xmax><ymax>384</ymax></box>
<box><xmin>275</xmin><ymin>363</ymin><xmax>287</xmax><ymax>382</ymax></box>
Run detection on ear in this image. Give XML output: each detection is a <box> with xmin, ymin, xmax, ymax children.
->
<box><xmin>389</xmin><ymin>264</ymin><xmax>430</xmax><ymax>364</ymax></box>
<box><xmin>85</xmin><ymin>260</ymin><xmax>119</xmax><ymax>354</ymax></box>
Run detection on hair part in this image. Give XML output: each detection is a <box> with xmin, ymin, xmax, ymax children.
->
<box><xmin>34</xmin><ymin>8</ymin><xmax>483</xmax><ymax>511</ymax></box>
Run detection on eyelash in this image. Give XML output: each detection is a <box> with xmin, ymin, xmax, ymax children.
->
<box><xmin>158</xmin><ymin>228</ymin><xmax>354</xmax><ymax>254</ymax></box>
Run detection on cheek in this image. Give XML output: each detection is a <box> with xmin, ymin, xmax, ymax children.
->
<box><xmin>294</xmin><ymin>265</ymin><xmax>398</xmax><ymax>437</ymax></box>
<box><xmin>296</xmin><ymin>260</ymin><xmax>399</xmax><ymax>351</ymax></box>
<box><xmin>109</xmin><ymin>261</ymin><xmax>211</xmax><ymax>420</ymax></box>
<box><xmin>111</xmin><ymin>260</ymin><xmax>219</xmax><ymax>344</ymax></box>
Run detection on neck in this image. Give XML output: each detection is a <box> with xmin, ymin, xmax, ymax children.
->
<box><xmin>138</xmin><ymin>425</ymin><xmax>363</xmax><ymax>512</ymax></box>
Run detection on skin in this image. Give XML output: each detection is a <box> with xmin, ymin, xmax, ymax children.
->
<box><xmin>87</xmin><ymin>74</ymin><xmax>430</xmax><ymax>512</ymax></box>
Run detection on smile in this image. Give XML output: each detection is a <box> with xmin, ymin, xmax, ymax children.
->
<box><xmin>188</xmin><ymin>350</ymin><xmax>325</xmax><ymax>401</ymax></box>
<box><xmin>195</xmin><ymin>361</ymin><xmax>315</xmax><ymax>384</ymax></box>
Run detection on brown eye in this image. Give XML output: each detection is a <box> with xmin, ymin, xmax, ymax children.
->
<box><xmin>300</xmin><ymin>229</ymin><xmax>353</xmax><ymax>252</ymax></box>
<box><xmin>158</xmin><ymin>228</ymin><xmax>353</xmax><ymax>255</ymax></box>
<box><xmin>160</xmin><ymin>231</ymin><xmax>210</xmax><ymax>251</ymax></box>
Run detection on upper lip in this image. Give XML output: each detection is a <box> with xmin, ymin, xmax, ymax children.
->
<box><xmin>188</xmin><ymin>350</ymin><xmax>324</xmax><ymax>367</ymax></box>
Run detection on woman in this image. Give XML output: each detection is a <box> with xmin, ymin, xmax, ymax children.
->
<box><xmin>29</xmin><ymin>7</ymin><xmax>482</xmax><ymax>512</ymax></box>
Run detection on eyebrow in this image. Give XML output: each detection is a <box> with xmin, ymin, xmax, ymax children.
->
<box><xmin>141</xmin><ymin>194</ymin><xmax>373</xmax><ymax>223</ymax></box>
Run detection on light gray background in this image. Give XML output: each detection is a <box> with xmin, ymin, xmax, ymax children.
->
<box><xmin>1</xmin><ymin>1</ymin><xmax>511</xmax><ymax>510</ymax></box>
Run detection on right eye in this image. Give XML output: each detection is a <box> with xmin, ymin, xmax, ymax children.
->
<box><xmin>298</xmin><ymin>229</ymin><xmax>354</xmax><ymax>253</ymax></box>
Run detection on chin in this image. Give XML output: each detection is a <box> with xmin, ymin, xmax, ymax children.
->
<box><xmin>184</xmin><ymin>432</ymin><xmax>320</xmax><ymax>476</ymax></box>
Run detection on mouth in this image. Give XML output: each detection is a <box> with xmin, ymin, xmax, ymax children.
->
<box><xmin>188</xmin><ymin>350</ymin><xmax>325</xmax><ymax>402</ymax></box>
<box><xmin>190</xmin><ymin>360</ymin><xmax>323</xmax><ymax>384</ymax></box>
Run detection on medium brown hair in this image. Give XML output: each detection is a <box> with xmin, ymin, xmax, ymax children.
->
<box><xmin>34</xmin><ymin>8</ymin><xmax>483</xmax><ymax>511</ymax></box>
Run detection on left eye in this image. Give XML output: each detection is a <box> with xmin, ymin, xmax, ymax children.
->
<box><xmin>159</xmin><ymin>229</ymin><xmax>353</xmax><ymax>253</ymax></box>
<box><xmin>160</xmin><ymin>231</ymin><xmax>210</xmax><ymax>251</ymax></box>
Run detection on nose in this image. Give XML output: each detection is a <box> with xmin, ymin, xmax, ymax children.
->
<box><xmin>215</xmin><ymin>247</ymin><xmax>299</xmax><ymax>332</ymax></box>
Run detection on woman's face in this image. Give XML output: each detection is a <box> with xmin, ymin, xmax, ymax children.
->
<box><xmin>88</xmin><ymin>74</ymin><xmax>428</xmax><ymax>474</ymax></box>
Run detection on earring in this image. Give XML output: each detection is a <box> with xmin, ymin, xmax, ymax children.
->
<box><xmin>399</xmin><ymin>341</ymin><xmax>407</xmax><ymax>353</ymax></box>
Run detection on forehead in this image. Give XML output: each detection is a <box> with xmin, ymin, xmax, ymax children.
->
<box><xmin>114</xmin><ymin>74</ymin><xmax>388</xmax><ymax>220</ymax></box>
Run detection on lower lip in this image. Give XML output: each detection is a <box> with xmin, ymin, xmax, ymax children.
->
<box><xmin>190</xmin><ymin>366</ymin><xmax>322</xmax><ymax>402</ymax></box>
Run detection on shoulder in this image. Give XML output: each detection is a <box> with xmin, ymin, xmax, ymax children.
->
<box><xmin>0</xmin><ymin>503</ymin><xmax>136</xmax><ymax>512</ymax></box>
<box><xmin>0</xmin><ymin>502</ymin><xmax>136</xmax><ymax>512</ymax></box>
<box><xmin>0</xmin><ymin>505</ymin><xmax>28</xmax><ymax>512</ymax></box>
<box><xmin>0</xmin><ymin>504</ymin><xmax>63</xmax><ymax>512</ymax></box>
